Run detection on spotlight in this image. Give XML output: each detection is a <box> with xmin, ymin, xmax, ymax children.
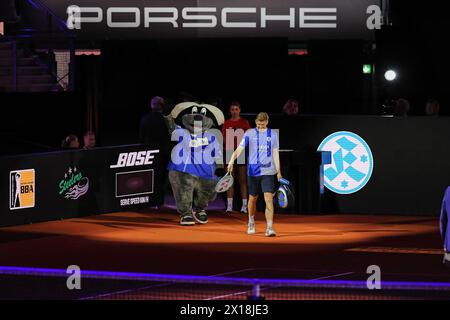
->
<box><xmin>384</xmin><ymin>70</ymin><xmax>397</xmax><ymax>81</ymax></box>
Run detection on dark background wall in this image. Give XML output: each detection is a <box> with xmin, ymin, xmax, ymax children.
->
<box><xmin>0</xmin><ymin>92</ymin><xmax>85</xmax><ymax>155</ymax></box>
<box><xmin>95</xmin><ymin>37</ymin><xmax>367</xmax><ymax>141</ymax></box>
<box><xmin>375</xmin><ymin>1</ymin><xmax>450</xmax><ymax>114</ymax></box>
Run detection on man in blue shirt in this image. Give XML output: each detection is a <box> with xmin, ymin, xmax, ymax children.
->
<box><xmin>227</xmin><ymin>112</ymin><xmax>281</xmax><ymax>237</ymax></box>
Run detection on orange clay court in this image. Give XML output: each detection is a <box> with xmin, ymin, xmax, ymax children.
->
<box><xmin>0</xmin><ymin>208</ymin><xmax>449</xmax><ymax>300</ymax></box>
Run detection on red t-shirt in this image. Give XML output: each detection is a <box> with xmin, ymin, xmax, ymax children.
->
<box><xmin>222</xmin><ymin>118</ymin><xmax>251</xmax><ymax>151</ymax></box>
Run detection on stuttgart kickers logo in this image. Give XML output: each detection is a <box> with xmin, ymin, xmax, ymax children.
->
<box><xmin>318</xmin><ymin>131</ymin><xmax>374</xmax><ymax>194</ymax></box>
<box><xmin>59</xmin><ymin>166</ymin><xmax>89</xmax><ymax>200</ymax></box>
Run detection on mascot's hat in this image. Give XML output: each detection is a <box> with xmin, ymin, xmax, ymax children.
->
<box><xmin>171</xmin><ymin>102</ymin><xmax>225</xmax><ymax>126</ymax></box>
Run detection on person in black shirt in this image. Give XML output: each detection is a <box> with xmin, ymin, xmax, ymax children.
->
<box><xmin>139</xmin><ymin>96</ymin><xmax>171</xmax><ymax>207</ymax></box>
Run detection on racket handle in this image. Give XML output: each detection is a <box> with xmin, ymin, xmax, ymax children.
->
<box><xmin>279</xmin><ymin>178</ymin><xmax>290</xmax><ymax>186</ymax></box>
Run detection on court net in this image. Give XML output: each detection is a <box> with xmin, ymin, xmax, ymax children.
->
<box><xmin>1</xmin><ymin>266</ymin><xmax>450</xmax><ymax>300</ymax></box>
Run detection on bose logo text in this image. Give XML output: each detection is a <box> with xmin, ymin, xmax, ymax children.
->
<box><xmin>110</xmin><ymin>150</ymin><xmax>159</xmax><ymax>169</ymax></box>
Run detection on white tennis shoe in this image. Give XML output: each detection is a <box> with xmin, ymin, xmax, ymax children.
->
<box><xmin>247</xmin><ymin>222</ymin><xmax>256</xmax><ymax>235</ymax></box>
<box><xmin>265</xmin><ymin>227</ymin><xmax>277</xmax><ymax>237</ymax></box>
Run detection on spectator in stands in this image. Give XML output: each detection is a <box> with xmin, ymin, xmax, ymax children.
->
<box><xmin>425</xmin><ymin>99</ymin><xmax>440</xmax><ymax>116</ymax></box>
<box><xmin>222</xmin><ymin>100</ymin><xmax>251</xmax><ymax>213</ymax></box>
<box><xmin>139</xmin><ymin>96</ymin><xmax>171</xmax><ymax>207</ymax></box>
<box><xmin>83</xmin><ymin>131</ymin><xmax>96</xmax><ymax>150</ymax></box>
<box><xmin>393</xmin><ymin>98</ymin><xmax>410</xmax><ymax>117</ymax></box>
<box><xmin>61</xmin><ymin>134</ymin><xmax>80</xmax><ymax>149</ymax></box>
<box><xmin>282</xmin><ymin>98</ymin><xmax>299</xmax><ymax>116</ymax></box>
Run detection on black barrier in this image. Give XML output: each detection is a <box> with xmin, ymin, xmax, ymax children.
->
<box><xmin>262</xmin><ymin>114</ymin><xmax>450</xmax><ymax>216</ymax></box>
<box><xmin>258</xmin><ymin>150</ymin><xmax>331</xmax><ymax>214</ymax></box>
<box><xmin>0</xmin><ymin>144</ymin><xmax>164</xmax><ymax>227</ymax></box>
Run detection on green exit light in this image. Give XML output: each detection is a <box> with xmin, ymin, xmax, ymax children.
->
<box><xmin>363</xmin><ymin>64</ymin><xmax>372</xmax><ymax>74</ymax></box>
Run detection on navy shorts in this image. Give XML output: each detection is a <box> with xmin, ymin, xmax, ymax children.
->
<box><xmin>248</xmin><ymin>175</ymin><xmax>277</xmax><ymax>196</ymax></box>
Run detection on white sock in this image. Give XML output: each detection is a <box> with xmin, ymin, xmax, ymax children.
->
<box><xmin>242</xmin><ymin>199</ymin><xmax>248</xmax><ymax>207</ymax></box>
<box><xmin>227</xmin><ymin>198</ymin><xmax>233</xmax><ymax>208</ymax></box>
<box><xmin>267</xmin><ymin>220</ymin><xmax>273</xmax><ymax>229</ymax></box>
<box><xmin>249</xmin><ymin>216</ymin><xmax>255</xmax><ymax>224</ymax></box>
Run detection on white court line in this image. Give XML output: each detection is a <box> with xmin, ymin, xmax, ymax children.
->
<box><xmin>78</xmin><ymin>268</ymin><xmax>258</xmax><ymax>300</ymax></box>
<box><xmin>346</xmin><ymin>247</ymin><xmax>443</xmax><ymax>255</ymax></box>
<box><xmin>205</xmin><ymin>290</ymin><xmax>251</xmax><ymax>300</ymax></box>
<box><xmin>312</xmin><ymin>272</ymin><xmax>355</xmax><ymax>281</ymax></box>
<box><xmin>204</xmin><ymin>271</ymin><xmax>355</xmax><ymax>300</ymax></box>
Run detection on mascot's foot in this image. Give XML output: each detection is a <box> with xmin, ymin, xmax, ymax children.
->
<box><xmin>193</xmin><ymin>210</ymin><xmax>208</xmax><ymax>224</ymax></box>
<box><xmin>180</xmin><ymin>215</ymin><xmax>195</xmax><ymax>226</ymax></box>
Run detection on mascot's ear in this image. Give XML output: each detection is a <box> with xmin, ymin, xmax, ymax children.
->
<box><xmin>199</xmin><ymin>103</ymin><xmax>225</xmax><ymax>126</ymax></box>
<box><xmin>171</xmin><ymin>102</ymin><xmax>198</xmax><ymax>119</ymax></box>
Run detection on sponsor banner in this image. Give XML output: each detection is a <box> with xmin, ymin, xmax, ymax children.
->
<box><xmin>9</xmin><ymin>169</ymin><xmax>35</xmax><ymax>211</ymax></box>
<box><xmin>0</xmin><ymin>145</ymin><xmax>163</xmax><ymax>227</ymax></box>
<box><xmin>59</xmin><ymin>166</ymin><xmax>90</xmax><ymax>200</ymax></box>
<box><xmin>109</xmin><ymin>149</ymin><xmax>159</xmax><ymax>208</ymax></box>
<box><xmin>110</xmin><ymin>150</ymin><xmax>159</xmax><ymax>169</ymax></box>
<box><xmin>39</xmin><ymin>0</ymin><xmax>381</xmax><ymax>41</ymax></box>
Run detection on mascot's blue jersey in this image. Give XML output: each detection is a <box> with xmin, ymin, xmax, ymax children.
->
<box><xmin>168</xmin><ymin>128</ymin><xmax>222</xmax><ymax>180</ymax></box>
<box><xmin>239</xmin><ymin>128</ymin><xmax>279</xmax><ymax>177</ymax></box>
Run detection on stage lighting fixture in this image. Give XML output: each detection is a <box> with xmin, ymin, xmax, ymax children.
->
<box><xmin>384</xmin><ymin>70</ymin><xmax>397</xmax><ymax>81</ymax></box>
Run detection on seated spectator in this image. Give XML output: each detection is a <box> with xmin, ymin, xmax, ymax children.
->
<box><xmin>83</xmin><ymin>131</ymin><xmax>96</xmax><ymax>150</ymax></box>
<box><xmin>393</xmin><ymin>98</ymin><xmax>410</xmax><ymax>117</ymax></box>
<box><xmin>425</xmin><ymin>99</ymin><xmax>440</xmax><ymax>116</ymax></box>
<box><xmin>282</xmin><ymin>98</ymin><xmax>299</xmax><ymax>116</ymax></box>
<box><xmin>61</xmin><ymin>134</ymin><xmax>80</xmax><ymax>149</ymax></box>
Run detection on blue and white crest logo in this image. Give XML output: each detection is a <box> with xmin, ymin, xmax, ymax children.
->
<box><xmin>318</xmin><ymin>131</ymin><xmax>373</xmax><ymax>194</ymax></box>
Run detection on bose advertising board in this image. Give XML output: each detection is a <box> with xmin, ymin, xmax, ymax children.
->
<box><xmin>42</xmin><ymin>0</ymin><xmax>382</xmax><ymax>40</ymax></box>
<box><xmin>0</xmin><ymin>145</ymin><xmax>162</xmax><ymax>227</ymax></box>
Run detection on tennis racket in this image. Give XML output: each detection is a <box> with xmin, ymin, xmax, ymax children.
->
<box><xmin>215</xmin><ymin>172</ymin><xmax>234</xmax><ymax>193</ymax></box>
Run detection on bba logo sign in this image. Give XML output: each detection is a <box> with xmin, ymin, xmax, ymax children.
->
<box><xmin>110</xmin><ymin>150</ymin><xmax>159</xmax><ymax>169</ymax></box>
<box><xmin>10</xmin><ymin>169</ymin><xmax>35</xmax><ymax>211</ymax></box>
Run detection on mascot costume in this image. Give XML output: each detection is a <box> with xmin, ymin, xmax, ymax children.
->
<box><xmin>167</xmin><ymin>102</ymin><xmax>224</xmax><ymax>226</ymax></box>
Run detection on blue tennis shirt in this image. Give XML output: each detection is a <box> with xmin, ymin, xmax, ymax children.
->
<box><xmin>239</xmin><ymin>128</ymin><xmax>279</xmax><ymax>177</ymax></box>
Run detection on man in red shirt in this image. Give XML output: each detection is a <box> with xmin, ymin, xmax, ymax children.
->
<box><xmin>222</xmin><ymin>101</ymin><xmax>251</xmax><ymax>213</ymax></box>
